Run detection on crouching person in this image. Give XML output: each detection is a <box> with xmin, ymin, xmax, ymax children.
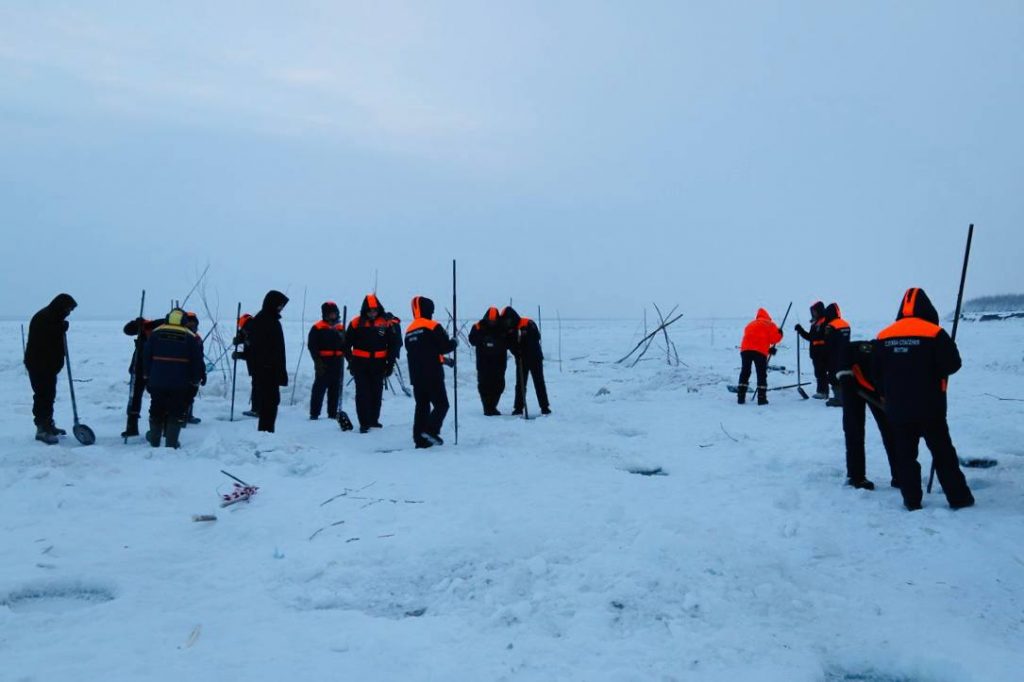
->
<box><xmin>143</xmin><ymin>309</ymin><xmax>204</xmax><ymax>448</ymax></box>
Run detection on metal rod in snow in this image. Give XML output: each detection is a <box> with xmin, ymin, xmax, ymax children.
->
<box><xmin>229</xmin><ymin>302</ymin><xmax>241</xmax><ymax>422</ymax></box>
<box><xmin>289</xmin><ymin>286</ymin><xmax>307</xmax><ymax>406</ymax></box>
<box><xmin>951</xmin><ymin>223</ymin><xmax>974</xmax><ymax>342</ymax></box>
<box><xmin>179</xmin><ymin>263</ymin><xmax>210</xmax><ymax>309</ymax></box>
<box><xmin>452</xmin><ymin>259</ymin><xmax>459</xmax><ymax>445</ymax></box>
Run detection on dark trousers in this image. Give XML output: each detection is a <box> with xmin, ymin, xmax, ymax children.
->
<box><xmin>128</xmin><ymin>371</ymin><xmax>147</xmax><ymax>417</ymax></box>
<box><xmin>890</xmin><ymin>419</ymin><xmax>974</xmax><ymax>509</ymax></box>
<box><xmin>514</xmin><ymin>359</ymin><xmax>549</xmax><ymax>411</ymax></box>
<box><xmin>149</xmin><ymin>387</ymin><xmax>190</xmax><ymax>423</ymax></box>
<box><xmin>413</xmin><ymin>381</ymin><xmax>449</xmax><ymax>444</ymax></box>
<box><xmin>477</xmin><ymin>364</ymin><xmax>506</xmax><ymax>413</ymax></box>
<box><xmin>738</xmin><ymin>351</ymin><xmax>768</xmax><ymax>388</ymax></box>
<box><xmin>810</xmin><ymin>351</ymin><xmax>828</xmax><ymax>394</ymax></box>
<box><xmin>256</xmin><ymin>383</ymin><xmax>281</xmax><ymax>432</ymax></box>
<box><xmin>29</xmin><ymin>370</ymin><xmax>57</xmax><ymax>427</ymax></box>
<box><xmin>310</xmin><ymin>365</ymin><xmax>342</xmax><ymax>418</ymax></box>
<box><xmin>353</xmin><ymin>370</ymin><xmax>385</xmax><ymax>428</ymax></box>
<box><xmin>841</xmin><ymin>378</ymin><xmax>898</xmax><ymax>483</ymax></box>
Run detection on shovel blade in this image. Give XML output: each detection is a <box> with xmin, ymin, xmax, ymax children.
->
<box><xmin>337</xmin><ymin>411</ymin><xmax>354</xmax><ymax>432</ymax></box>
<box><xmin>73</xmin><ymin>423</ymin><xmax>96</xmax><ymax>446</ymax></box>
<box><xmin>798</xmin><ymin>388</ymin><xmax>810</xmax><ymax>400</ymax></box>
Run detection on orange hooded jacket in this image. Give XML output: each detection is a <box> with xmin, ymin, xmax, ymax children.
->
<box><xmin>740</xmin><ymin>308</ymin><xmax>783</xmax><ymax>357</ymax></box>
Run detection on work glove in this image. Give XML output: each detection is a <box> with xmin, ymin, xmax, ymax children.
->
<box><xmin>200</xmin><ymin>374</ymin><xmax>207</xmax><ymax>386</ymax></box>
<box><xmin>231</xmin><ymin>351</ymin><xmax>243</xmax><ymax>361</ymax></box>
<box><xmin>451</xmin><ymin>339</ymin><xmax>459</xmax><ymax>348</ymax></box>
<box><xmin>443</xmin><ymin>357</ymin><xmax>456</xmax><ymax>368</ymax></box>
<box><xmin>769</xmin><ymin>346</ymin><xmax>778</xmax><ymax>356</ymax></box>
<box><xmin>794</xmin><ymin>324</ymin><xmax>805</xmax><ymax>334</ymax></box>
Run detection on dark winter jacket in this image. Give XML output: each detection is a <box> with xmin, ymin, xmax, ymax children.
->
<box><xmin>232</xmin><ymin>313</ymin><xmax>255</xmax><ymax>375</ymax></box>
<box><xmin>247</xmin><ymin>290</ymin><xmax>290</xmax><ymax>387</ymax></box>
<box><xmin>469</xmin><ymin>307</ymin><xmax>509</xmax><ymax>372</ymax></box>
<box><xmin>404</xmin><ymin>296</ymin><xmax>457</xmax><ymax>386</ymax></box>
<box><xmin>308</xmin><ymin>301</ymin><xmax>345</xmax><ymax>370</ymax></box>
<box><xmin>143</xmin><ymin>310</ymin><xmax>204</xmax><ymax>391</ymax></box>
<box><xmin>822</xmin><ymin>303</ymin><xmax>851</xmax><ymax>373</ymax></box>
<box><xmin>123</xmin><ymin>317</ymin><xmax>165</xmax><ymax>375</ymax></box>
<box><xmin>345</xmin><ymin>295</ymin><xmax>400</xmax><ymax>375</ymax></box>
<box><xmin>795</xmin><ymin>301</ymin><xmax>827</xmax><ymax>356</ymax></box>
<box><xmin>501</xmin><ymin>307</ymin><xmax>543</xmax><ymax>364</ymax></box>
<box><xmin>24</xmin><ymin>293</ymin><xmax>77</xmax><ymax>375</ymax></box>
<box><xmin>839</xmin><ymin>340</ymin><xmax>882</xmax><ymax>400</ymax></box>
<box><xmin>874</xmin><ymin>288</ymin><xmax>961</xmax><ymax>423</ymax></box>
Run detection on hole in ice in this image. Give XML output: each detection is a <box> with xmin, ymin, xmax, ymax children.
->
<box><xmin>2</xmin><ymin>582</ymin><xmax>115</xmax><ymax>614</ymax></box>
<box><xmin>626</xmin><ymin>466</ymin><xmax>667</xmax><ymax>477</ymax></box>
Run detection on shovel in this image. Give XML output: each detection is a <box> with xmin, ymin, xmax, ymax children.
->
<box><xmin>63</xmin><ymin>330</ymin><xmax>96</xmax><ymax>445</ymax></box>
<box><xmin>795</xmin><ymin>336</ymin><xmax>809</xmax><ymax>399</ymax></box>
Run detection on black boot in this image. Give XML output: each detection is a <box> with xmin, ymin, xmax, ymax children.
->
<box><xmin>756</xmin><ymin>387</ymin><xmax>768</xmax><ymax>406</ymax></box>
<box><xmin>146</xmin><ymin>418</ymin><xmax>163</xmax><ymax>447</ymax></box>
<box><xmin>846</xmin><ymin>477</ymin><xmax>876</xmax><ymax>491</ymax></box>
<box><xmin>46</xmin><ymin>421</ymin><xmax>67</xmax><ymax>436</ymax></box>
<box><xmin>121</xmin><ymin>415</ymin><xmax>140</xmax><ymax>438</ymax></box>
<box><xmin>164</xmin><ymin>420</ymin><xmax>182</xmax><ymax>449</ymax></box>
<box><xmin>736</xmin><ymin>386</ymin><xmax>747</xmax><ymax>405</ymax></box>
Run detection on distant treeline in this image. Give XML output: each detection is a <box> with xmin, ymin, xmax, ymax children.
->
<box><xmin>962</xmin><ymin>294</ymin><xmax>1024</xmax><ymax>313</ymax></box>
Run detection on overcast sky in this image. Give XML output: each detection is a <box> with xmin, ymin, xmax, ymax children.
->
<box><xmin>1</xmin><ymin>1</ymin><xmax>1021</xmax><ymax>327</ymax></box>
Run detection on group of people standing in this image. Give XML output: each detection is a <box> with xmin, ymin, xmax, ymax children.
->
<box><xmin>736</xmin><ymin>288</ymin><xmax>975</xmax><ymax>512</ymax></box>
<box><xmin>230</xmin><ymin>292</ymin><xmax>552</xmax><ymax>448</ymax></box>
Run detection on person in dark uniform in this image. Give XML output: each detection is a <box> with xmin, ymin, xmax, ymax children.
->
<box><xmin>24</xmin><ymin>293</ymin><xmax>77</xmax><ymax>444</ymax></box>
<box><xmin>182</xmin><ymin>311</ymin><xmax>206</xmax><ymax>425</ymax></box>
<box><xmin>874</xmin><ymin>287</ymin><xmax>974</xmax><ymax>511</ymax></box>
<box><xmin>501</xmin><ymin>307</ymin><xmax>551</xmax><ymax>416</ymax></box>
<box><xmin>822</xmin><ymin>303</ymin><xmax>850</xmax><ymax>407</ymax></box>
<box><xmin>307</xmin><ymin>301</ymin><xmax>345</xmax><ymax>420</ymax></box>
<box><xmin>246</xmin><ymin>290</ymin><xmax>289</xmax><ymax>433</ymax></box>
<box><xmin>232</xmin><ymin>313</ymin><xmax>260</xmax><ymax>417</ymax></box>
<box><xmin>794</xmin><ymin>301</ymin><xmax>829</xmax><ymax>399</ymax></box>
<box><xmin>737</xmin><ymin>308</ymin><xmax>783</xmax><ymax>405</ymax></box>
<box><xmin>143</xmin><ymin>309</ymin><xmax>204</xmax><ymax>448</ymax></box>
<box><xmin>468</xmin><ymin>307</ymin><xmax>508</xmax><ymax>415</ymax></box>
<box><xmin>835</xmin><ymin>340</ymin><xmax>899</xmax><ymax>491</ymax></box>
<box><xmin>121</xmin><ymin>315</ymin><xmax>165</xmax><ymax>437</ymax></box>
<box><xmin>404</xmin><ymin>296</ymin><xmax>457</xmax><ymax>448</ymax></box>
<box><xmin>344</xmin><ymin>294</ymin><xmax>400</xmax><ymax>433</ymax></box>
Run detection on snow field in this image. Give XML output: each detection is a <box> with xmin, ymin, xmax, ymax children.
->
<box><xmin>2</xmin><ymin>317</ymin><xmax>1023</xmax><ymax>681</ymax></box>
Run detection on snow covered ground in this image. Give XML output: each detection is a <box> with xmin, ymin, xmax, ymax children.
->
<box><xmin>2</xmin><ymin>316</ymin><xmax>1023</xmax><ymax>681</ymax></box>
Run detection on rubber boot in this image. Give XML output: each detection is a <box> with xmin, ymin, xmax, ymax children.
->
<box><xmin>146</xmin><ymin>418</ymin><xmax>163</xmax><ymax>447</ymax></box>
<box><xmin>35</xmin><ymin>427</ymin><xmax>59</xmax><ymax>445</ymax></box>
<box><xmin>164</xmin><ymin>420</ymin><xmax>182</xmax><ymax>449</ymax></box>
<box><xmin>736</xmin><ymin>386</ymin><xmax>747</xmax><ymax>405</ymax></box>
<box><xmin>756</xmin><ymin>387</ymin><xmax>768</xmax><ymax>406</ymax></box>
<box><xmin>121</xmin><ymin>415</ymin><xmax>140</xmax><ymax>438</ymax></box>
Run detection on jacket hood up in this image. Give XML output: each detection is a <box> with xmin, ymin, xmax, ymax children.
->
<box><xmin>810</xmin><ymin>301</ymin><xmax>825</xmax><ymax>320</ymax></box>
<box><xmin>895</xmin><ymin>287</ymin><xmax>939</xmax><ymax>324</ymax></box>
<box><xmin>500</xmin><ymin>306</ymin><xmax>521</xmax><ymax>327</ymax></box>
<box><xmin>261</xmin><ymin>290</ymin><xmax>290</xmax><ymax>315</ymax></box>
<box><xmin>361</xmin><ymin>294</ymin><xmax>384</xmax><ymax>317</ymax></box>
<box><xmin>48</xmin><ymin>293</ymin><xmax>77</xmax><ymax>318</ymax></box>
<box><xmin>411</xmin><ymin>296</ymin><xmax>435</xmax><ymax>320</ymax></box>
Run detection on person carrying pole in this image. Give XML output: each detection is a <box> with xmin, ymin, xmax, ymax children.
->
<box><xmin>873</xmin><ymin>287</ymin><xmax>974</xmax><ymax>511</ymax></box>
<box><xmin>24</xmin><ymin>293</ymin><xmax>78</xmax><ymax>444</ymax></box>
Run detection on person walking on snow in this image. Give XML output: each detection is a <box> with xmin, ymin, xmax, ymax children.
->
<box><xmin>404</xmin><ymin>296</ymin><xmax>457</xmax><ymax>448</ymax></box>
<box><xmin>737</xmin><ymin>308</ymin><xmax>783</xmax><ymax>405</ymax></box>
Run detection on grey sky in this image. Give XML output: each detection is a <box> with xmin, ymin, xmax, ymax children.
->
<box><xmin>1</xmin><ymin>1</ymin><xmax>1021</xmax><ymax>327</ymax></box>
